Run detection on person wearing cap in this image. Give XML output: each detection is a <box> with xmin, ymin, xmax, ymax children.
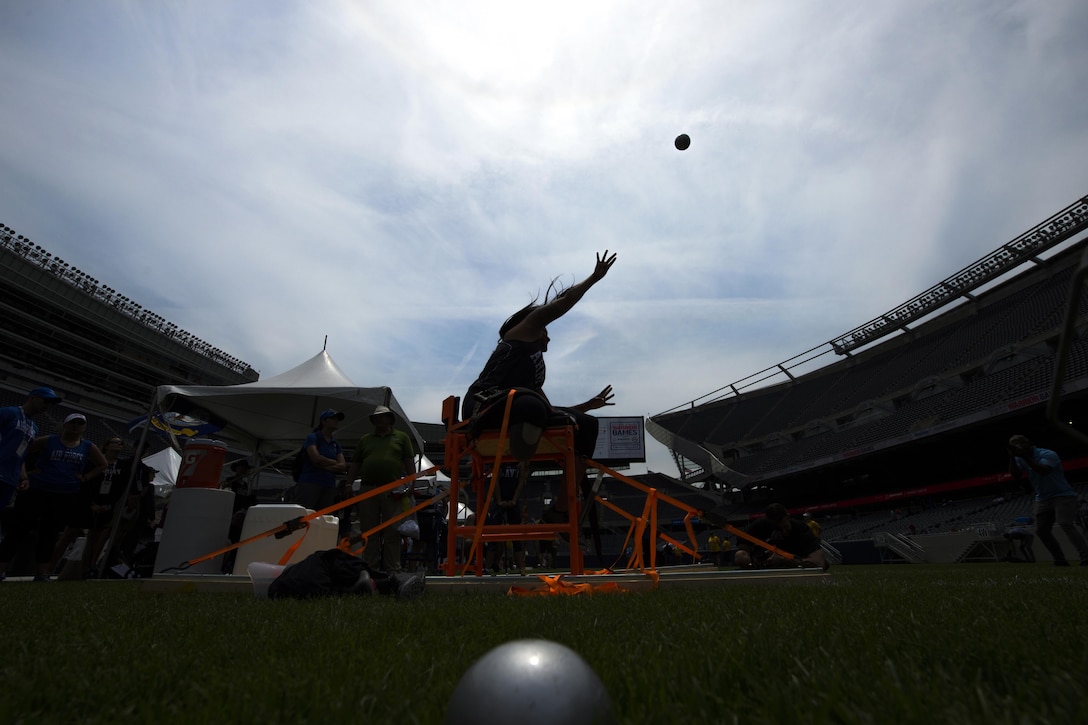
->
<box><xmin>0</xmin><ymin>411</ymin><xmax>107</xmax><ymax>582</ymax></box>
<box><xmin>294</xmin><ymin>409</ymin><xmax>347</xmax><ymax>512</ymax></box>
<box><xmin>222</xmin><ymin>458</ymin><xmax>253</xmax><ymax>495</ymax></box>
<box><xmin>1008</xmin><ymin>434</ymin><xmax>1088</xmax><ymax>566</ymax></box>
<box><xmin>0</xmin><ymin>387</ymin><xmax>62</xmax><ymax>512</ymax></box>
<box><xmin>222</xmin><ymin>458</ymin><xmax>258</xmax><ymax>512</ymax></box>
<box><xmin>803</xmin><ymin>512</ymin><xmax>821</xmax><ymax>540</ymax></box>
<box><xmin>347</xmin><ymin>405</ymin><xmax>416</xmax><ymax>572</ymax></box>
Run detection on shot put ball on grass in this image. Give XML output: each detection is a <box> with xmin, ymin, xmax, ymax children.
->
<box><xmin>674</xmin><ymin>133</ymin><xmax>690</xmax><ymax>150</ymax></box>
<box><xmin>444</xmin><ymin>639</ymin><xmax>615</xmax><ymax>725</ymax></box>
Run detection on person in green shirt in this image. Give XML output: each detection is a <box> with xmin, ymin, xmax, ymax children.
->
<box><xmin>348</xmin><ymin>406</ymin><xmax>416</xmax><ymax>572</ymax></box>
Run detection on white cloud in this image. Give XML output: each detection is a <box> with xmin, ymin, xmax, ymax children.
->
<box><xmin>2</xmin><ymin>0</ymin><xmax>1087</xmax><ymax>474</ymax></box>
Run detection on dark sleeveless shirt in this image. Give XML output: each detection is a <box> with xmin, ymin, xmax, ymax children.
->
<box><xmin>464</xmin><ymin>339</ymin><xmax>546</xmax><ymax>417</ymax></box>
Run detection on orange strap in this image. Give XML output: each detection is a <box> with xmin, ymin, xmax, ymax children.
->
<box><xmin>460</xmin><ymin>389</ymin><xmax>517</xmax><ymax>576</ymax></box>
<box><xmin>507</xmin><ymin>573</ymin><xmax>629</xmax><ymax>597</ymax></box>
<box><xmin>346</xmin><ymin>489</ymin><xmax>449</xmax><ymax>556</ymax></box>
<box><xmin>167</xmin><ymin>465</ymin><xmax>439</xmax><ymax>571</ymax></box>
<box><xmin>276</xmin><ymin>521</ymin><xmax>310</xmax><ymax>565</ymax></box>
<box><xmin>724</xmin><ymin>523</ymin><xmax>803</xmax><ymax>563</ymax></box>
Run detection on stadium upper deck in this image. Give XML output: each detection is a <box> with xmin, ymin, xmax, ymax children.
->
<box><xmin>0</xmin><ymin>224</ymin><xmax>258</xmax><ymax>421</ymax></box>
<box><xmin>650</xmin><ymin>195</ymin><xmax>1088</xmax><ymax>503</ymax></box>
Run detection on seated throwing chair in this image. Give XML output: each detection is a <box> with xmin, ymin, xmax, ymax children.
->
<box><xmin>442</xmin><ymin>390</ymin><xmax>585</xmax><ymax>576</ymax></box>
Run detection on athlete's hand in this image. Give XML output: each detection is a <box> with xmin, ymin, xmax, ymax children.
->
<box><xmin>585</xmin><ymin>385</ymin><xmax>615</xmax><ymax>410</ymax></box>
<box><xmin>591</xmin><ymin>250</ymin><xmax>617</xmax><ymax>281</ymax></box>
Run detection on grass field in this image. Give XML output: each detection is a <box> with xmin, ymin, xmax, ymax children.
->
<box><xmin>2</xmin><ymin>564</ymin><xmax>1086</xmax><ymax>724</ymax></box>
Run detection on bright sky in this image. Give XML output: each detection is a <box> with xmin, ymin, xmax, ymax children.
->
<box><xmin>2</xmin><ymin>1</ymin><xmax>1086</xmax><ymax>474</ymax></box>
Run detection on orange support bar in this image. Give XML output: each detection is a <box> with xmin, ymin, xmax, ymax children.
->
<box><xmin>163</xmin><ymin>465</ymin><xmax>439</xmax><ymax>573</ymax></box>
<box><xmin>442</xmin><ymin>393</ymin><xmax>583</xmax><ymax>576</ymax></box>
<box><xmin>438</xmin><ymin>396</ymin><xmax>798</xmax><ymax>579</ymax></box>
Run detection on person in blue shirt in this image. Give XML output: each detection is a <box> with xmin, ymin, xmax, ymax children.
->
<box><xmin>1009</xmin><ymin>434</ymin><xmax>1088</xmax><ymax>566</ymax></box>
<box><xmin>295</xmin><ymin>409</ymin><xmax>348</xmax><ymax>512</ymax></box>
<box><xmin>0</xmin><ymin>412</ymin><xmax>107</xmax><ymax>581</ymax></box>
<box><xmin>0</xmin><ymin>387</ymin><xmax>62</xmax><ymax>512</ymax></box>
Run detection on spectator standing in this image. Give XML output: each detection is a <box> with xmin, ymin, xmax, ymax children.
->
<box><xmin>804</xmin><ymin>512</ymin><xmax>822</xmax><ymax>540</ymax></box>
<box><xmin>348</xmin><ymin>406</ymin><xmax>416</xmax><ymax>572</ymax></box>
<box><xmin>223</xmin><ymin>458</ymin><xmax>257</xmax><ymax>508</ymax></box>
<box><xmin>0</xmin><ymin>387</ymin><xmax>62</xmax><ymax>513</ymax></box>
<box><xmin>114</xmin><ymin>449</ymin><xmax>155</xmax><ymax>572</ymax></box>
<box><xmin>0</xmin><ymin>413</ymin><xmax>107</xmax><ymax>581</ymax></box>
<box><xmin>81</xmin><ymin>435</ymin><xmax>151</xmax><ymax>574</ymax></box>
<box><xmin>295</xmin><ymin>410</ymin><xmax>347</xmax><ymax>512</ymax></box>
<box><xmin>1008</xmin><ymin>435</ymin><xmax>1088</xmax><ymax>566</ymax></box>
<box><xmin>707</xmin><ymin>532</ymin><xmax>722</xmax><ymax>567</ymax></box>
<box><xmin>721</xmin><ymin>535</ymin><xmax>733</xmax><ymax>566</ymax></box>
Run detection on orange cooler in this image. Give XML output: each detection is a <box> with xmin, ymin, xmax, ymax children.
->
<box><xmin>176</xmin><ymin>439</ymin><xmax>228</xmax><ymax>488</ymax></box>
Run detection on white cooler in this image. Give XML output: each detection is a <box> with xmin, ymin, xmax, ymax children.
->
<box><xmin>232</xmin><ymin>504</ymin><xmax>340</xmax><ymax>574</ymax></box>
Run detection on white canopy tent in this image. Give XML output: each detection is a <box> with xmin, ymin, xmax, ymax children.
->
<box><xmin>147</xmin><ymin>350</ymin><xmax>425</xmax><ymax>456</ymax></box>
<box><xmin>121</xmin><ymin>351</ymin><xmax>430</xmax><ymax>577</ymax></box>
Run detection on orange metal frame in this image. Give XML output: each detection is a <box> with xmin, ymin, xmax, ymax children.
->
<box><xmin>441</xmin><ymin>393</ymin><xmax>749</xmax><ymax>578</ymax></box>
<box><xmin>584</xmin><ymin>461</ymin><xmax>803</xmax><ymax>569</ymax></box>
<box><xmin>443</xmin><ymin>392</ymin><xmax>584</xmax><ymax>575</ymax></box>
<box><xmin>585</xmin><ymin>459</ymin><xmax>703</xmax><ymax>571</ymax></box>
<box><xmin>181</xmin><ymin>393</ymin><xmax>801</xmax><ymax>579</ymax></box>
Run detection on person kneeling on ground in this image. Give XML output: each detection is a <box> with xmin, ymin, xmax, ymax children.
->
<box><xmin>734</xmin><ymin>503</ymin><xmax>829</xmax><ymax>571</ymax></box>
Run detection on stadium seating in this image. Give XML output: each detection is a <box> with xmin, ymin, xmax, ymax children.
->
<box><xmin>653</xmin><ymin>237</ymin><xmax>1088</xmax><ymax>496</ymax></box>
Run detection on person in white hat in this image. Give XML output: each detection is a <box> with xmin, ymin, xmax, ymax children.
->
<box><xmin>0</xmin><ymin>411</ymin><xmax>107</xmax><ymax>581</ymax></box>
<box><xmin>346</xmin><ymin>405</ymin><xmax>416</xmax><ymax>572</ymax></box>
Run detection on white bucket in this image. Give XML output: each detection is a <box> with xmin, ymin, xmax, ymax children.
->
<box><xmin>247</xmin><ymin>561</ymin><xmax>286</xmax><ymax>598</ymax></box>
